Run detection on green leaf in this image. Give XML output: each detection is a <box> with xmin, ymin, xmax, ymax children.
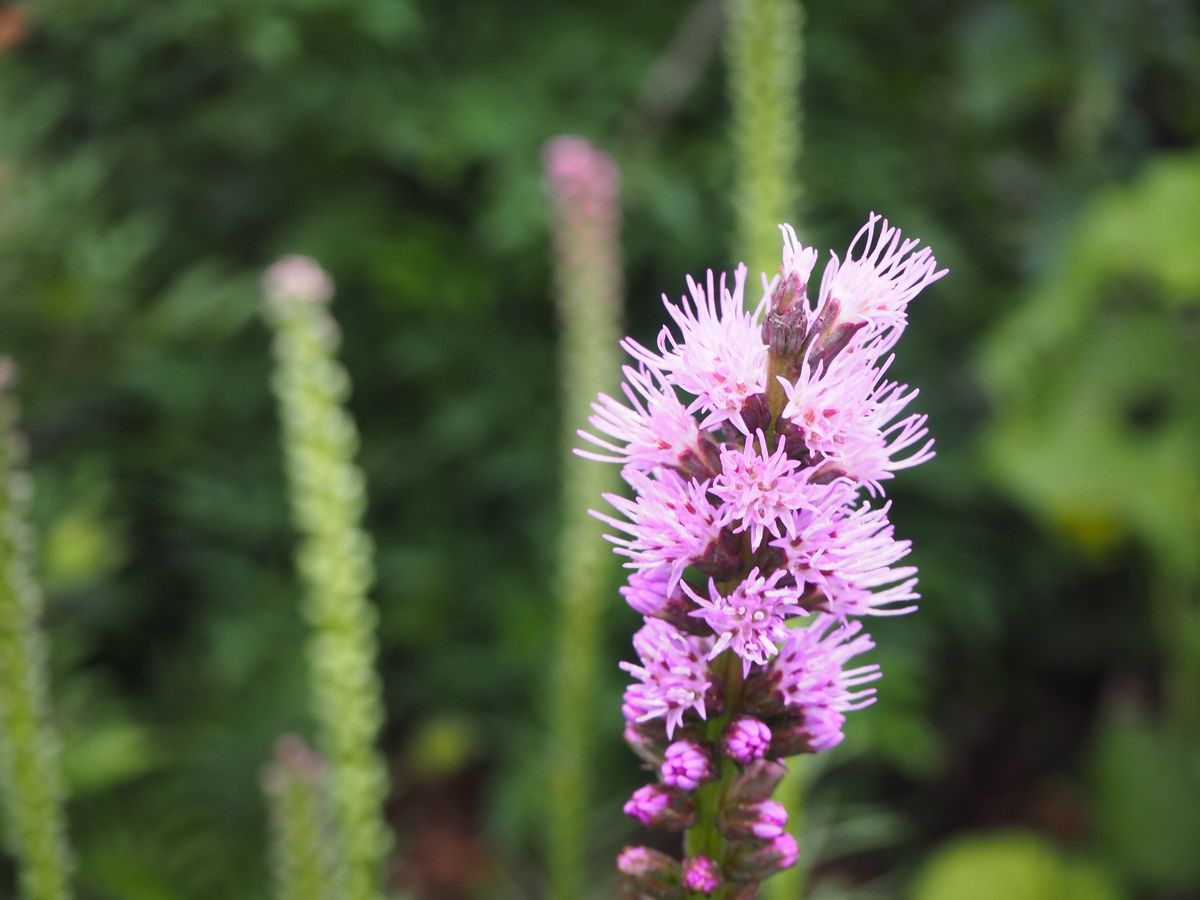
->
<box><xmin>1091</xmin><ymin>709</ymin><xmax>1200</xmax><ymax>891</ymax></box>
<box><xmin>912</xmin><ymin>832</ymin><xmax>1124</xmax><ymax>900</ymax></box>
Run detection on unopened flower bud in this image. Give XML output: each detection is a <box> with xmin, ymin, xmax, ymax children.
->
<box><xmin>727</xmin><ymin>759</ymin><xmax>788</xmax><ymax>804</ymax></box>
<box><xmin>775</xmin><ymin>419</ymin><xmax>818</xmax><ymax>466</ymax></box>
<box><xmin>623</xmin><ymin>784</ymin><xmax>696</xmax><ymax>831</ymax></box>
<box><xmin>720</xmin><ymin>799</ymin><xmax>788</xmax><ymax>841</ymax></box>
<box><xmin>761</xmin><ymin>283</ymin><xmax>810</xmax><ymax>357</ymax></box>
<box><xmin>660</xmin><ymin>740</ymin><xmax>715</xmax><ymax>791</ymax></box>
<box><xmin>727</xmin><ymin>831</ymin><xmax>800</xmax><ymax>882</ymax></box>
<box><xmin>740</xmin><ymin>670</ymin><xmax>788</xmax><ymax>718</ymax></box>
<box><xmin>681</xmin><ymin>855</ymin><xmax>722</xmax><ymax>894</ymax></box>
<box><xmin>768</xmin><ymin>708</ymin><xmax>845</xmax><ymax>757</ymax></box>
<box><xmin>695</xmin><ymin>527</ymin><xmax>744</xmax><ymax>581</ymax></box>
<box><xmin>621</xmin><ymin>569</ymin><xmax>712</xmax><ymax>637</ymax></box>
<box><xmin>617</xmin><ymin>846</ymin><xmax>684</xmax><ymax>898</ymax></box>
<box><xmin>805</xmin><ymin>297</ymin><xmax>867</xmax><ymax>370</ymax></box>
<box><xmin>677</xmin><ymin>432</ymin><xmax>722</xmax><ymax>481</ymax></box>
<box><xmin>738</xmin><ymin>392</ymin><xmax>773</xmax><ymax>435</ymax></box>
<box><xmin>722</xmin><ymin>717</ymin><xmax>772</xmax><ymax>764</ymax></box>
<box><xmin>262</xmin><ymin>254</ymin><xmax>334</xmax><ymax>309</ymax></box>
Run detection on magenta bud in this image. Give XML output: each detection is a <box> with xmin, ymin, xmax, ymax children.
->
<box><xmin>727</xmin><ymin>831</ymin><xmax>800</xmax><ymax>882</ymax></box>
<box><xmin>738</xmin><ymin>392</ymin><xmax>773</xmax><ymax>435</ymax></box>
<box><xmin>741</xmin><ymin>670</ymin><xmax>788</xmax><ymax>718</ymax></box>
<box><xmin>617</xmin><ymin>846</ymin><xmax>684</xmax><ymax>898</ymax></box>
<box><xmin>722</xmin><ymin>716</ymin><xmax>772</xmax><ymax>764</ymax></box>
<box><xmin>720</xmin><ymin>799</ymin><xmax>788</xmax><ymax>841</ymax></box>
<box><xmin>696</xmin><ymin>526</ymin><xmax>745</xmax><ymax>582</ymax></box>
<box><xmin>804</xmin><ymin>296</ymin><xmax>867</xmax><ymax>369</ymax></box>
<box><xmin>621</xmin><ymin>571</ymin><xmax>712</xmax><ymax>636</ymax></box>
<box><xmin>728</xmin><ymin>759</ymin><xmax>788</xmax><ymax>804</ymax></box>
<box><xmin>660</xmin><ymin>740</ymin><xmax>716</xmax><ymax>791</ymax></box>
<box><xmin>768</xmin><ymin>709</ymin><xmax>845</xmax><ymax>757</ymax></box>
<box><xmin>681</xmin><ymin>855</ymin><xmax>722</xmax><ymax>894</ymax></box>
<box><xmin>623</xmin><ymin>783</ymin><xmax>695</xmax><ymax>831</ymax></box>
<box><xmin>761</xmin><ymin>304</ymin><xmax>809</xmax><ymax>357</ymax></box>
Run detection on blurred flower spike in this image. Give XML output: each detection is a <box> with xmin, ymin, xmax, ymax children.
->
<box><xmin>263</xmin><ymin>254</ymin><xmax>335</xmax><ymax>309</ymax></box>
<box><xmin>580</xmin><ymin>216</ymin><xmax>944</xmax><ymax>894</ymax></box>
<box><xmin>543</xmin><ymin>135</ymin><xmax>620</xmax><ymax>223</ymax></box>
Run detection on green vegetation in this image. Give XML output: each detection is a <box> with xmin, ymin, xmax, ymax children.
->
<box><xmin>0</xmin><ymin>366</ymin><xmax>73</xmax><ymax>900</ymax></box>
<box><xmin>0</xmin><ymin>1</ymin><xmax>1197</xmax><ymax>897</ymax></box>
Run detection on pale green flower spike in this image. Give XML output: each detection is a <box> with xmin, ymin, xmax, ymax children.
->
<box><xmin>543</xmin><ymin>136</ymin><xmax>624</xmax><ymax>900</ymax></box>
<box><xmin>263</xmin><ymin>735</ymin><xmax>337</xmax><ymax>900</ymax></box>
<box><xmin>727</xmin><ymin>0</ymin><xmax>804</xmax><ymax>281</ymax></box>
<box><xmin>264</xmin><ymin>258</ymin><xmax>389</xmax><ymax>900</ymax></box>
<box><xmin>726</xmin><ymin>2</ymin><xmax>808</xmax><ymax>898</ymax></box>
<box><xmin>0</xmin><ymin>360</ymin><xmax>73</xmax><ymax>900</ymax></box>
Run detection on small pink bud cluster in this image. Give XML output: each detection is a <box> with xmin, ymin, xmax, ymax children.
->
<box><xmin>584</xmin><ymin>217</ymin><xmax>944</xmax><ymax>894</ymax></box>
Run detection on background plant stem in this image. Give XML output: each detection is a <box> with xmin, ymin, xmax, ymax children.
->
<box><xmin>0</xmin><ymin>363</ymin><xmax>73</xmax><ymax>900</ymax></box>
<box><xmin>544</xmin><ymin>141</ymin><xmax>624</xmax><ymax>900</ymax></box>
<box><xmin>267</xmin><ymin>293</ymin><xmax>390</xmax><ymax>900</ymax></box>
<box><xmin>263</xmin><ymin>735</ymin><xmax>334</xmax><ymax>900</ymax></box>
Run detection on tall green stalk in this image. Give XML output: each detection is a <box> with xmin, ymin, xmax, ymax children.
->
<box><xmin>0</xmin><ymin>361</ymin><xmax>72</xmax><ymax>900</ymax></box>
<box><xmin>726</xmin><ymin>1</ymin><xmax>806</xmax><ymax>897</ymax></box>
<box><xmin>263</xmin><ymin>735</ymin><xmax>335</xmax><ymax>900</ymax></box>
<box><xmin>264</xmin><ymin>259</ymin><xmax>389</xmax><ymax>900</ymax></box>
<box><xmin>543</xmin><ymin>137</ymin><xmax>624</xmax><ymax>900</ymax></box>
<box><xmin>726</xmin><ymin>0</ymin><xmax>804</xmax><ymax>281</ymax></box>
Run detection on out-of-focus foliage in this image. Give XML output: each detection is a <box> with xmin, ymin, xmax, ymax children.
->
<box><xmin>980</xmin><ymin>152</ymin><xmax>1200</xmax><ymax>574</ymax></box>
<box><xmin>1089</xmin><ymin>707</ymin><xmax>1200</xmax><ymax>893</ymax></box>
<box><xmin>0</xmin><ymin>372</ymin><xmax>73</xmax><ymax>900</ymax></box>
<box><xmin>0</xmin><ymin>0</ymin><xmax>1197</xmax><ymax>898</ymax></box>
<box><xmin>911</xmin><ymin>832</ymin><xmax>1124</xmax><ymax>900</ymax></box>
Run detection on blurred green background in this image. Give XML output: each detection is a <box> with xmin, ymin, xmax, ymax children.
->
<box><xmin>1</xmin><ymin>0</ymin><xmax>1198</xmax><ymax>897</ymax></box>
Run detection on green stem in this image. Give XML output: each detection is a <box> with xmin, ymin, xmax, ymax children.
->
<box><xmin>0</xmin><ymin>363</ymin><xmax>73</xmax><ymax>900</ymax></box>
<box><xmin>266</xmin><ymin>282</ymin><xmax>390</xmax><ymax>900</ymax></box>
<box><xmin>543</xmin><ymin>138</ymin><xmax>623</xmax><ymax>900</ymax></box>
<box><xmin>263</xmin><ymin>735</ymin><xmax>335</xmax><ymax>900</ymax></box>
<box><xmin>683</xmin><ymin>651</ymin><xmax>747</xmax><ymax>899</ymax></box>
<box><xmin>726</xmin><ymin>0</ymin><xmax>804</xmax><ymax>280</ymax></box>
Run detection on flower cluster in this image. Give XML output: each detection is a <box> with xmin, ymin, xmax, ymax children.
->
<box><xmin>582</xmin><ymin>215</ymin><xmax>944</xmax><ymax>897</ymax></box>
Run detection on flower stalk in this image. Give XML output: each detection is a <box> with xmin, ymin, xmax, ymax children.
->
<box><xmin>0</xmin><ymin>360</ymin><xmax>73</xmax><ymax>900</ymax></box>
<box><xmin>263</xmin><ymin>735</ymin><xmax>336</xmax><ymax>900</ymax></box>
<box><xmin>726</xmin><ymin>2</ymin><xmax>807</xmax><ymax>890</ymax></box>
<box><xmin>583</xmin><ymin>218</ymin><xmax>944</xmax><ymax>897</ymax></box>
<box><xmin>263</xmin><ymin>258</ymin><xmax>390</xmax><ymax>900</ymax></box>
<box><xmin>726</xmin><ymin>0</ymin><xmax>803</xmax><ymax>280</ymax></box>
<box><xmin>543</xmin><ymin>135</ymin><xmax>624</xmax><ymax>900</ymax></box>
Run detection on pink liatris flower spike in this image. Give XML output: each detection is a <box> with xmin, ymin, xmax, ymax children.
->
<box><xmin>581</xmin><ymin>216</ymin><xmax>944</xmax><ymax>891</ymax></box>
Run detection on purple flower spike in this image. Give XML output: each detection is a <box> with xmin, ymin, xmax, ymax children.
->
<box><xmin>582</xmin><ymin>218</ymin><xmax>944</xmax><ymax>888</ymax></box>
<box><xmin>660</xmin><ymin>740</ymin><xmax>715</xmax><ymax>791</ymax></box>
<box><xmin>682</xmin><ymin>855</ymin><xmax>723</xmax><ymax>894</ymax></box>
<box><xmin>723</xmin><ymin>716</ymin><xmax>772</xmax><ymax>763</ymax></box>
